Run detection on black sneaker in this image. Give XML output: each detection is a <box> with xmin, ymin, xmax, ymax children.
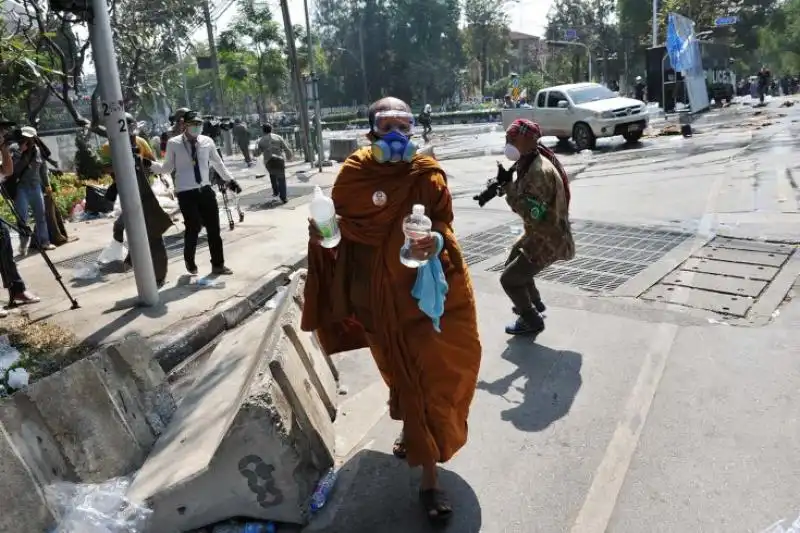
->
<box><xmin>186</xmin><ymin>262</ymin><xmax>198</xmax><ymax>275</ymax></box>
<box><xmin>505</xmin><ymin>313</ymin><xmax>545</xmax><ymax>337</ymax></box>
<box><xmin>211</xmin><ymin>266</ymin><xmax>233</xmax><ymax>275</ymax></box>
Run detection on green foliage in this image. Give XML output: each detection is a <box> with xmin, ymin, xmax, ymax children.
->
<box><xmin>73</xmin><ymin>129</ymin><xmax>104</xmax><ymax>181</ymax></box>
<box><xmin>758</xmin><ymin>0</ymin><xmax>800</xmax><ymax>73</ymax></box>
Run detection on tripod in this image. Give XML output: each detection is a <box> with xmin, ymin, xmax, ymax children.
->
<box><xmin>0</xmin><ymin>188</ymin><xmax>79</xmax><ymax>309</ymax></box>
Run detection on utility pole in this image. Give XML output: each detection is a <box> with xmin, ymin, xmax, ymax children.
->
<box><xmin>303</xmin><ymin>0</ymin><xmax>324</xmax><ymax>171</ymax></box>
<box><xmin>652</xmin><ymin>0</ymin><xmax>659</xmax><ymax>47</ymax></box>
<box><xmin>358</xmin><ymin>15</ymin><xmax>368</xmax><ymax>104</ymax></box>
<box><xmin>280</xmin><ymin>0</ymin><xmax>312</xmax><ymax>162</ymax></box>
<box><xmin>203</xmin><ymin>0</ymin><xmax>232</xmax><ymax>155</ymax></box>
<box><xmin>89</xmin><ymin>0</ymin><xmax>158</xmax><ymax>306</ymax></box>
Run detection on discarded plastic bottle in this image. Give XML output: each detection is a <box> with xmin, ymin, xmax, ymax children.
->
<box><xmin>242</xmin><ymin>521</ymin><xmax>276</xmax><ymax>533</ymax></box>
<box><xmin>309</xmin><ymin>468</ymin><xmax>338</xmax><ymax>512</ymax></box>
<box><xmin>196</xmin><ymin>277</ymin><xmax>226</xmax><ymax>289</ymax></box>
<box><xmin>309</xmin><ymin>186</ymin><xmax>341</xmax><ymax>248</ymax></box>
<box><xmin>399</xmin><ymin>204</ymin><xmax>432</xmax><ymax>268</ymax></box>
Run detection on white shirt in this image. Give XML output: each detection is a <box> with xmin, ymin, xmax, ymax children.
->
<box><xmin>152</xmin><ymin>134</ymin><xmax>235</xmax><ymax>193</ymax></box>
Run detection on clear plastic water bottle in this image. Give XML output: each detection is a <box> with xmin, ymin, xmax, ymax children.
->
<box><xmin>242</xmin><ymin>521</ymin><xmax>276</xmax><ymax>533</ymax></box>
<box><xmin>399</xmin><ymin>204</ymin><xmax>432</xmax><ymax>268</ymax></box>
<box><xmin>309</xmin><ymin>468</ymin><xmax>338</xmax><ymax>512</ymax></box>
<box><xmin>309</xmin><ymin>186</ymin><xmax>341</xmax><ymax>248</ymax></box>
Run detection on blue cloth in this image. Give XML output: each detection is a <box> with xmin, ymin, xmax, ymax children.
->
<box><xmin>411</xmin><ymin>232</ymin><xmax>449</xmax><ymax>332</ymax></box>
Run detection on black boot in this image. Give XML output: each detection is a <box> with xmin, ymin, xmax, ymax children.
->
<box><xmin>505</xmin><ymin>310</ymin><xmax>545</xmax><ymax>337</ymax></box>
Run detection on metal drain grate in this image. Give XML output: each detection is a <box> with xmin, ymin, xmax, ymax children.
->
<box><xmin>478</xmin><ymin>220</ymin><xmax>692</xmax><ymax>292</ymax></box>
<box><xmin>53</xmin><ymin>234</ymin><xmax>209</xmax><ymax>271</ymax></box>
<box><xmin>459</xmin><ymin>223</ymin><xmax>523</xmax><ymax>265</ymax></box>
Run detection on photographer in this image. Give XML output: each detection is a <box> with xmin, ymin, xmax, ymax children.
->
<box><xmin>0</xmin><ymin>119</ymin><xmax>39</xmax><ymax>311</ymax></box>
<box><xmin>10</xmin><ymin>127</ymin><xmax>56</xmax><ymax>255</ymax></box>
<box><xmin>499</xmin><ymin>119</ymin><xmax>574</xmax><ymax>337</ymax></box>
<box><xmin>99</xmin><ymin>113</ymin><xmax>173</xmax><ymax>287</ymax></box>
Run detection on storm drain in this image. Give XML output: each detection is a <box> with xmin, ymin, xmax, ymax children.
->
<box><xmin>53</xmin><ymin>234</ymin><xmax>209</xmax><ymax>271</ymax></box>
<box><xmin>465</xmin><ymin>219</ymin><xmax>693</xmax><ymax>292</ymax></box>
<box><xmin>640</xmin><ymin>236</ymin><xmax>797</xmax><ymax>318</ymax></box>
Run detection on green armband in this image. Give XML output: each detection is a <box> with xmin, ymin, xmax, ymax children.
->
<box><xmin>525</xmin><ymin>197</ymin><xmax>547</xmax><ymax>220</ymax></box>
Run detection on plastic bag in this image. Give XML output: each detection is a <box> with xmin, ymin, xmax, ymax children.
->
<box><xmin>0</xmin><ymin>335</ymin><xmax>21</xmax><ymax>372</ymax></box>
<box><xmin>6</xmin><ymin>367</ymin><xmax>29</xmax><ymax>389</ymax></box>
<box><xmin>72</xmin><ymin>262</ymin><xmax>100</xmax><ymax>281</ymax></box>
<box><xmin>46</xmin><ymin>477</ymin><xmax>152</xmax><ymax>533</ymax></box>
<box><xmin>761</xmin><ymin>513</ymin><xmax>800</xmax><ymax>533</ymax></box>
<box><xmin>97</xmin><ymin>241</ymin><xmax>128</xmax><ymax>265</ymax></box>
<box><xmin>151</xmin><ymin>178</ymin><xmax>167</xmax><ymax>197</ymax></box>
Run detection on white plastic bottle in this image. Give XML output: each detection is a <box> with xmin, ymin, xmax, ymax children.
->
<box><xmin>400</xmin><ymin>204</ymin><xmax>433</xmax><ymax>268</ymax></box>
<box><xmin>309</xmin><ymin>186</ymin><xmax>341</xmax><ymax>248</ymax></box>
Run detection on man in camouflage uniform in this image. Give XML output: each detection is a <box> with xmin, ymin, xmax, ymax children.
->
<box><xmin>500</xmin><ymin>119</ymin><xmax>574</xmax><ymax>337</ymax></box>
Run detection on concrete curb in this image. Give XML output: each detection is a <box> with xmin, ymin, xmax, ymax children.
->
<box><xmin>150</xmin><ymin>253</ymin><xmax>308</xmax><ymax>373</ymax></box>
<box><xmin>0</xmin><ymin>336</ymin><xmax>174</xmax><ymax>533</ymax></box>
<box><xmin>129</xmin><ymin>269</ymin><xmax>337</xmax><ymax>531</ymax></box>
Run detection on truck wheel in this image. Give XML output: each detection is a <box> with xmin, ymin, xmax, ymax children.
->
<box><xmin>623</xmin><ymin>131</ymin><xmax>643</xmax><ymax>143</ymax></box>
<box><xmin>573</xmin><ymin>123</ymin><xmax>596</xmax><ymax>151</ymax></box>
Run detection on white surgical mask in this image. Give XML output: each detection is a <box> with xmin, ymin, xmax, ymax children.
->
<box><xmin>504</xmin><ymin>143</ymin><xmax>520</xmax><ymax>161</ymax></box>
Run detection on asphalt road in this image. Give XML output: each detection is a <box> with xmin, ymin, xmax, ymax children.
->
<box><xmin>305</xmin><ymin>98</ymin><xmax>800</xmax><ymax>533</ymax></box>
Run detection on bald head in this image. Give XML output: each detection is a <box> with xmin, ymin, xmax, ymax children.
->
<box><xmin>368</xmin><ymin>97</ymin><xmax>411</xmax><ymax>129</ymax></box>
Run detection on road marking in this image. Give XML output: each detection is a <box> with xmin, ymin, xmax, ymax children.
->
<box><xmin>569</xmin><ymin>135</ymin><xmax>735</xmax><ymax>531</ymax></box>
<box><xmin>569</xmin><ymin>324</ymin><xmax>678</xmax><ymax>533</ymax></box>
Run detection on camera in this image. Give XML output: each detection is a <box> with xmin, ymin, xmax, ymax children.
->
<box><xmin>2</xmin><ymin>128</ymin><xmax>24</xmax><ymax>146</ymax></box>
<box><xmin>473</xmin><ymin>162</ymin><xmax>515</xmax><ymax>207</ymax></box>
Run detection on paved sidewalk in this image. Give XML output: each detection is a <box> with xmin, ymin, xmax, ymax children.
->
<box><xmin>13</xmin><ymin>170</ymin><xmax>321</xmax><ymax>353</ymax></box>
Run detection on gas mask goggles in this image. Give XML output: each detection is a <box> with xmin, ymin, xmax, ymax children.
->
<box><xmin>370</xmin><ymin>110</ymin><xmax>418</xmax><ymax>163</ymax></box>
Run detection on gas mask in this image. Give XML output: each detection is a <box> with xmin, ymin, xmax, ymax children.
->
<box><xmin>370</xmin><ymin>110</ymin><xmax>418</xmax><ymax>163</ymax></box>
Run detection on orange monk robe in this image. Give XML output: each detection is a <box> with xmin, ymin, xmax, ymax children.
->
<box><xmin>301</xmin><ymin>147</ymin><xmax>482</xmax><ymax>467</ymax></box>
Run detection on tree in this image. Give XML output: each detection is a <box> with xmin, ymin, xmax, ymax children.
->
<box><xmin>463</xmin><ymin>0</ymin><xmax>511</xmax><ymax>86</ymax></box>
<box><xmin>12</xmin><ymin>0</ymin><xmax>202</xmax><ymax>135</ymax></box>
<box><xmin>219</xmin><ymin>0</ymin><xmax>286</xmax><ymax>118</ymax></box>
<box><xmin>758</xmin><ymin>0</ymin><xmax>800</xmax><ymax>73</ymax></box>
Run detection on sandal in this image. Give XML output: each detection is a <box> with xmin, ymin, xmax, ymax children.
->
<box><xmin>419</xmin><ymin>488</ymin><xmax>453</xmax><ymax>525</ymax></box>
<box><xmin>392</xmin><ymin>431</ymin><xmax>407</xmax><ymax>459</ymax></box>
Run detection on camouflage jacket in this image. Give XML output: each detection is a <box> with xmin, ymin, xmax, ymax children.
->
<box><xmin>503</xmin><ymin>155</ymin><xmax>575</xmax><ymax>271</ymax></box>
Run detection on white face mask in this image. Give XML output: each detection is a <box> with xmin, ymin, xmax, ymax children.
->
<box><xmin>504</xmin><ymin>143</ymin><xmax>521</xmax><ymax>161</ymax></box>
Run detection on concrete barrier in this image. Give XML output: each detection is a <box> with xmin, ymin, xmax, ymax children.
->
<box><xmin>328</xmin><ymin>138</ymin><xmax>358</xmax><ymax>162</ymax></box>
<box><xmin>129</xmin><ymin>269</ymin><xmax>338</xmax><ymax>531</ymax></box>
<box><xmin>0</xmin><ymin>336</ymin><xmax>174</xmax><ymax>533</ymax></box>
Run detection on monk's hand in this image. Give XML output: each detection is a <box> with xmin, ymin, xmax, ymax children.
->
<box><xmin>308</xmin><ymin>218</ymin><xmax>324</xmax><ymax>246</ymax></box>
<box><xmin>409</xmin><ymin>235</ymin><xmax>438</xmax><ymax>261</ymax></box>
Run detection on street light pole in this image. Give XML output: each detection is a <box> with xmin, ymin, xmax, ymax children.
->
<box><xmin>203</xmin><ymin>0</ymin><xmax>232</xmax><ymax>156</ymax></box>
<box><xmin>303</xmin><ymin>0</ymin><xmax>324</xmax><ymax>171</ymax></box>
<box><xmin>89</xmin><ymin>0</ymin><xmax>158</xmax><ymax>306</ymax></box>
<box><xmin>280</xmin><ymin>0</ymin><xmax>312</xmax><ymax>162</ymax></box>
<box><xmin>652</xmin><ymin>0</ymin><xmax>659</xmax><ymax>47</ymax></box>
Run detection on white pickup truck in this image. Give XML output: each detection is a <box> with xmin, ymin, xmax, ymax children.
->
<box><xmin>502</xmin><ymin>82</ymin><xmax>649</xmax><ymax>151</ymax></box>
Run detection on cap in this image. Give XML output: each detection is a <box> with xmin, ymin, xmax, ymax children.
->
<box><xmin>183</xmin><ymin>110</ymin><xmax>203</xmax><ymax>124</ymax></box>
<box><xmin>20</xmin><ymin>126</ymin><xmax>37</xmax><ymax>138</ymax></box>
<box><xmin>506</xmin><ymin>119</ymin><xmax>541</xmax><ymax>139</ymax></box>
<box><xmin>125</xmin><ymin>112</ymin><xmax>136</xmax><ymax>123</ymax></box>
<box><xmin>169</xmin><ymin>107</ymin><xmax>191</xmax><ymax>122</ymax></box>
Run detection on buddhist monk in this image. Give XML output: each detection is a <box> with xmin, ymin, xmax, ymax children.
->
<box><xmin>301</xmin><ymin>97</ymin><xmax>482</xmax><ymax>524</ymax></box>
